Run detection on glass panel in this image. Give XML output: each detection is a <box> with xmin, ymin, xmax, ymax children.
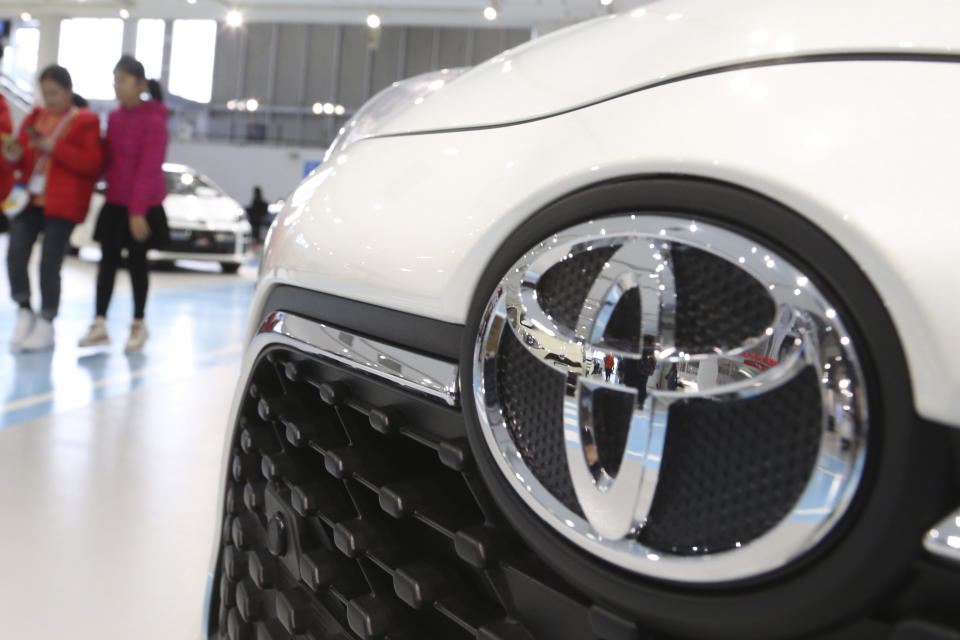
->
<box><xmin>58</xmin><ymin>18</ymin><xmax>124</xmax><ymax>101</ymax></box>
<box><xmin>168</xmin><ymin>19</ymin><xmax>216</xmax><ymax>103</ymax></box>
<box><xmin>135</xmin><ymin>19</ymin><xmax>166</xmax><ymax>81</ymax></box>
<box><xmin>4</xmin><ymin>26</ymin><xmax>40</xmax><ymax>95</ymax></box>
<box><xmin>165</xmin><ymin>169</ymin><xmax>221</xmax><ymax>196</ymax></box>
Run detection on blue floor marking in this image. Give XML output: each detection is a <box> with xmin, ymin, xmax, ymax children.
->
<box><xmin>1</xmin><ymin>277</ymin><xmax>255</xmax><ymax>429</ymax></box>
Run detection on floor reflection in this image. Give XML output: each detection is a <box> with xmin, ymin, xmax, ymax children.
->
<box><xmin>0</xmin><ymin>237</ymin><xmax>256</xmax><ymax>428</ymax></box>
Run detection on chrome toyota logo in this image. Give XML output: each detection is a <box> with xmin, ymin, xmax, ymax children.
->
<box><xmin>473</xmin><ymin>215</ymin><xmax>869</xmax><ymax>583</ymax></box>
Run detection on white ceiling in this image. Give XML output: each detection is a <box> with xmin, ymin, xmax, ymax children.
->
<box><xmin>3</xmin><ymin>0</ymin><xmax>638</xmax><ymax>28</ymax></box>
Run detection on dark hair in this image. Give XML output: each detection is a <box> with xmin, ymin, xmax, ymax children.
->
<box><xmin>115</xmin><ymin>54</ymin><xmax>164</xmax><ymax>102</ymax></box>
<box><xmin>71</xmin><ymin>94</ymin><xmax>88</xmax><ymax>108</ymax></box>
<box><xmin>39</xmin><ymin>65</ymin><xmax>73</xmax><ymax>91</ymax></box>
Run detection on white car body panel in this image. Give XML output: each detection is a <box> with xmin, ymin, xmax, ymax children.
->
<box><xmin>373</xmin><ymin>0</ymin><xmax>960</xmax><ymax>135</ymax></box>
<box><xmin>260</xmin><ymin>60</ymin><xmax>960</xmax><ymax>426</ymax></box>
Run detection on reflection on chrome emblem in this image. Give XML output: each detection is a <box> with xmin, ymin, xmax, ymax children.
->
<box><xmin>473</xmin><ymin>215</ymin><xmax>869</xmax><ymax>583</ymax></box>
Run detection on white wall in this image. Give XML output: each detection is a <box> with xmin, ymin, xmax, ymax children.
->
<box><xmin>166</xmin><ymin>140</ymin><xmax>326</xmax><ymax>205</ymax></box>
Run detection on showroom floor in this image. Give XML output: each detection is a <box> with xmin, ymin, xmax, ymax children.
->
<box><xmin>0</xmin><ymin>236</ymin><xmax>255</xmax><ymax>639</ymax></box>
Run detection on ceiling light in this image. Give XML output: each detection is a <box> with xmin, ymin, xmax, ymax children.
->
<box><xmin>226</xmin><ymin>9</ymin><xmax>244</xmax><ymax>28</ymax></box>
<box><xmin>600</xmin><ymin>0</ymin><xmax>614</xmax><ymax>5</ymax></box>
<box><xmin>483</xmin><ymin>6</ymin><xmax>498</xmax><ymax>20</ymax></box>
<box><xmin>20</xmin><ymin>12</ymin><xmax>31</xmax><ymax>21</ymax></box>
<box><xmin>245</xmin><ymin>98</ymin><xmax>259</xmax><ymax>112</ymax></box>
<box><xmin>334</xmin><ymin>105</ymin><xmax>345</xmax><ymax>116</ymax></box>
<box><xmin>366</xmin><ymin>13</ymin><xmax>381</xmax><ymax>29</ymax></box>
<box><xmin>323</xmin><ymin>102</ymin><xmax>335</xmax><ymax>115</ymax></box>
<box><xmin>312</xmin><ymin>102</ymin><xmax>323</xmax><ymax>115</ymax></box>
<box><xmin>227</xmin><ymin>100</ymin><xmax>237</xmax><ymax>110</ymax></box>
<box><xmin>187</xmin><ymin>0</ymin><xmax>197</xmax><ymax>4</ymax></box>
<box><xmin>119</xmin><ymin>9</ymin><xmax>130</xmax><ymax>19</ymax></box>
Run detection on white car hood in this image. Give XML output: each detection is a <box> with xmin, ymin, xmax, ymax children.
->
<box><xmin>373</xmin><ymin>0</ymin><xmax>960</xmax><ymax>136</ymax></box>
<box><xmin>164</xmin><ymin>194</ymin><xmax>244</xmax><ymax>224</ymax></box>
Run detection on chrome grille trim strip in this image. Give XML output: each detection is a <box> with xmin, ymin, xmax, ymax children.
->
<box><xmin>257</xmin><ymin>311</ymin><xmax>459</xmax><ymax>406</ymax></box>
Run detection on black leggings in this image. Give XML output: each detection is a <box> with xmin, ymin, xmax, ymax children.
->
<box><xmin>96</xmin><ymin>238</ymin><xmax>149</xmax><ymax>320</ymax></box>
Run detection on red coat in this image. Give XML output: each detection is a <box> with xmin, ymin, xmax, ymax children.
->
<box><xmin>1</xmin><ymin>106</ymin><xmax>103</xmax><ymax>223</ymax></box>
<box><xmin>0</xmin><ymin>96</ymin><xmax>13</xmax><ymax>202</ymax></box>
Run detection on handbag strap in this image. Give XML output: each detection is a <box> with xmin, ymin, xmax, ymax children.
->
<box><xmin>33</xmin><ymin>107</ymin><xmax>78</xmax><ymax>174</ymax></box>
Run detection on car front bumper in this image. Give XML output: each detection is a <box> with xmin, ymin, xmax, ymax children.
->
<box><xmin>150</xmin><ymin>225</ymin><xmax>252</xmax><ymax>264</ymax></box>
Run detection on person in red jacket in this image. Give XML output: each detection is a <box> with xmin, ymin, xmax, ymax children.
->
<box><xmin>0</xmin><ymin>46</ymin><xmax>14</xmax><ymax>232</ymax></box>
<box><xmin>0</xmin><ymin>92</ymin><xmax>14</xmax><ymax>232</ymax></box>
<box><xmin>78</xmin><ymin>55</ymin><xmax>168</xmax><ymax>353</ymax></box>
<box><xmin>1</xmin><ymin>65</ymin><xmax>102</xmax><ymax>351</ymax></box>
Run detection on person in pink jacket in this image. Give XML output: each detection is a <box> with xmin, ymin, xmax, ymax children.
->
<box><xmin>79</xmin><ymin>55</ymin><xmax>169</xmax><ymax>352</ymax></box>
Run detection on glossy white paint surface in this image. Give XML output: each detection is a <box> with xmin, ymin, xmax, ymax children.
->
<box><xmin>372</xmin><ymin>0</ymin><xmax>960</xmax><ymax>135</ymax></box>
<box><xmin>260</xmin><ymin>60</ymin><xmax>960</xmax><ymax>426</ymax></box>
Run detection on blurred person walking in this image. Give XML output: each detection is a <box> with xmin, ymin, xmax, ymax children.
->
<box><xmin>246</xmin><ymin>186</ymin><xmax>268</xmax><ymax>243</ymax></box>
<box><xmin>0</xmin><ymin>47</ymin><xmax>14</xmax><ymax>233</ymax></box>
<box><xmin>1</xmin><ymin>65</ymin><xmax>102</xmax><ymax>351</ymax></box>
<box><xmin>0</xmin><ymin>84</ymin><xmax>14</xmax><ymax>233</ymax></box>
<box><xmin>78</xmin><ymin>55</ymin><xmax>169</xmax><ymax>353</ymax></box>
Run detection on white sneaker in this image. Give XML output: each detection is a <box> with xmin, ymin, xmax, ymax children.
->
<box><xmin>19</xmin><ymin>318</ymin><xmax>55</xmax><ymax>352</ymax></box>
<box><xmin>10</xmin><ymin>308</ymin><xmax>35</xmax><ymax>351</ymax></box>
<box><xmin>78</xmin><ymin>318</ymin><xmax>111</xmax><ymax>347</ymax></box>
<box><xmin>125</xmin><ymin>322</ymin><xmax>149</xmax><ymax>353</ymax></box>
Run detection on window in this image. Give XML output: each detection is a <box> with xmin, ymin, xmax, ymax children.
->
<box><xmin>164</xmin><ymin>168</ymin><xmax>222</xmax><ymax>197</ymax></box>
<box><xmin>2</xmin><ymin>25</ymin><xmax>40</xmax><ymax>95</ymax></box>
<box><xmin>168</xmin><ymin>19</ymin><xmax>216</xmax><ymax>103</ymax></box>
<box><xmin>58</xmin><ymin>18</ymin><xmax>123</xmax><ymax>100</ymax></box>
<box><xmin>135</xmin><ymin>19</ymin><xmax>166</xmax><ymax>81</ymax></box>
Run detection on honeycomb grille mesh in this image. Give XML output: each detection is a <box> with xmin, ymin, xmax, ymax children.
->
<box><xmin>640</xmin><ymin>366</ymin><xmax>824</xmax><ymax>553</ymax></box>
<box><xmin>535</xmin><ymin>242</ymin><xmax>776</xmax><ymax>353</ymax></box>
<box><xmin>536</xmin><ymin>245</ymin><xmax>619</xmax><ymax>330</ymax></box>
<box><xmin>496</xmin><ymin>329</ymin><xmax>581</xmax><ymax>515</ymax></box>
<box><xmin>497</xmin><ymin>235</ymin><xmax>824</xmax><ymax>554</ymax></box>
<box><xmin>496</xmin><ymin>326</ymin><xmax>824</xmax><ymax>554</ymax></box>
<box><xmin>672</xmin><ymin>245</ymin><xmax>776</xmax><ymax>352</ymax></box>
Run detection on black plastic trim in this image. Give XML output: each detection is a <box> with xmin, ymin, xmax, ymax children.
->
<box><xmin>368</xmin><ymin>52</ymin><xmax>960</xmax><ymax>140</ymax></box>
<box><xmin>261</xmin><ymin>284</ymin><xmax>463</xmax><ymax>361</ymax></box>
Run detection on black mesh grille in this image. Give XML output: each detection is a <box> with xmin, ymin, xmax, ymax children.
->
<box><xmin>497</xmin><ymin>239</ymin><xmax>823</xmax><ymax>557</ymax></box>
<box><xmin>601</xmin><ymin>287</ymin><xmax>641</xmax><ymax>349</ymax></box>
<box><xmin>214</xmin><ymin>347</ymin><xmax>599</xmax><ymax>640</ymax></box>
<box><xmin>495</xmin><ymin>329</ymin><xmax>823</xmax><ymax>554</ymax></box>
<box><xmin>672</xmin><ymin>246</ymin><xmax>776</xmax><ymax>352</ymax></box>
<box><xmin>536</xmin><ymin>245</ymin><xmax>618</xmax><ymax>330</ymax></box>
<box><xmin>496</xmin><ymin>328</ymin><xmax>581</xmax><ymax>515</ymax></box>
<box><xmin>590</xmin><ymin>387</ymin><xmax>635</xmax><ymax>479</ymax></box>
<box><xmin>535</xmin><ymin>243</ymin><xmax>774</xmax><ymax>353</ymax></box>
<box><xmin>639</xmin><ymin>366</ymin><xmax>823</xmax><ymax>554</ymax></box>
